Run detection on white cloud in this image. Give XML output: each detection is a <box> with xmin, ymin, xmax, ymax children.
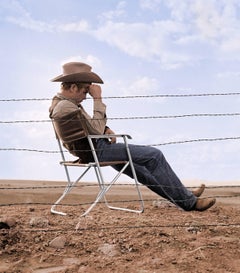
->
<box><xmin>104</xmin><ymin>76</ymin><xmax>161</xmax><ymax>97</ymax></box>
<box><xmin>163</xmin><ymin>0</ymin><xmax>191</xmax><ymax>22</ymax></box>
<box><xmin>221</xmin><ymin>35</ymin><xmax>240</xmax><ymax>52</ymax></box>
<box><xmin>126</xmin><ymin>76</ymin><xmax>159</xmax><ymax>95</ymax></box>
<box><xmin>6</xmin><ymin>15</ymin><xmax>89</xmax><ymax>33</ymax></box>
<box><xmin>139</xmin><ymin>0</ymin><xmax>163</xmax><ymax>11</ymax></box>
<box><xmin>143</xmin><ymin>0</ymin><xmax>240</xmax><ymax>53</ymax></box>
<box><xmin>95</xmin><ymin>21</ymin><xmax>151</xmax><ymax>58</ymax></box>
<box><xmin>56</xmin><ymin>21</ymin><xmax>89</xmax><ymax>32</ymax></box>
<box><xmin>193</xmin><ymin>2</ymin><xmax>223</xmax><ymax>40</ymax></box>
<box><xmin>0</xmin><ymin>0</ymin><xmax>29</xmax><ymax>17</ymax></box>
<box><xmin>3</xmin><ymin>0</ymin><xmax>89</xmax><ymax>33</ymax></box>
<box><xmin>60</xmin><ymin>55</ymin><xmax>102</xmax><ymax>69</ymax></box>
<box><xmin>94</xmin><ymin>20</ymin><xmax>191</xmax><ymax>69</ymax></box>
<box><xmin>217</xmin><ymin>71</ymin><xmax>240</xmax><ymax>78</ymax></box>
<box><xmin>6</xmin><ymin>15</ymin><xmax>53</xmax><ymax>32</ymax></box>
<box><xmin>4</xmin><ymin>0</ymin><xmax>240</xmax><ymax>68</ymax></box>
<box><xmin>100</xmin><ymin>1</ymin><xmax>126</xmax><ymax>20</ymax></box>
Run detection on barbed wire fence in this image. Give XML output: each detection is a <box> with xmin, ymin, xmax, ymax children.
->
<box><xmin>1</xmin><ymin>91</ymin><xmax>240</xmax><ymax>101</ymax></box>
<box><xmin>0</xmin><ymin>92</ymin><xmax>240</xmax><ymax>232</ymax></box>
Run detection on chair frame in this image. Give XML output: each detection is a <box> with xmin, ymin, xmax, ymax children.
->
<box><xmin>51</xmin><ymin>125</ymin><xmax>144</xmax><ymax>217</ymax></box>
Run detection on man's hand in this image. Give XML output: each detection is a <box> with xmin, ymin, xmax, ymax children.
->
<box><xmin>89</xmin><ymin>84</ymin><xmax>102</xmax><ymax>101</ymax></box>
<box><xmin>105</xmin><ymin>128</ymin><xmax>117</xmax><ymax>144</ymax></box>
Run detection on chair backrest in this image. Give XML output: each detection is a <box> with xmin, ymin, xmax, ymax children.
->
<box><xmin>51</xmin><ymin>120</ymin><xmax>65</xmax><ymax>160</ymax></box>
<box><xmin>51</xmin><ymin>120</ymin><xmax>79</xmax><ymax>168</ymax></box>
<box><xmin>51</xmin><ymin>111</ymin><xmax>97</xmax><ymax>163</ymax></box>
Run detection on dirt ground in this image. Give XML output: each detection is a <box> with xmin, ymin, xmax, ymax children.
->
<box><xmin>0</xmin><ymin>180</ymin><xmax>239</xmax><ymax>273</ymax></box>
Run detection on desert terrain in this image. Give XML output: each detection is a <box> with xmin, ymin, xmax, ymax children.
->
<box><xmin>0</xmin><ymin>179</ymin><xmax>239</xmax><ymax>273</ymax></box>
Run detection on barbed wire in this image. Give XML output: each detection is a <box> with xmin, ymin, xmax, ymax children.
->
<box><xmin>1</xmin><ymin>182</ymin><xmax>239</xmax><ymax>207</ymax></box>
<box><xmin>0</xmin><ymin>199</ymin><xmax>239</xmax><ymax>232</ymax></box>
<box><xmin>1</xmin><ymin>96</ymin><xmax>239</xmax><ymax>199</ymax></box>
<box><xmin>1</xmin><ymin>92</ymin><xmax>240</xmax><ymax>102</ymax></box>
<box><xmin>1</xmin><ymin>185</ymin><xmax>239</xmax><ymax>231</ymax></box>
<box><xmin>1</xmin><ymin>136</ymin><xmax>240</xmax><ymax>153</ymax></box>
<box><xmin>0</xmin><ymin>193</ymin><xmax>239</xmax><ymax>207</ymax></box>
<box><xmin>0</xmin><ymin>184</ymin><xmax>239</xmax><ymax>190</ymax></box>
<box><xmin>1</xmin><ymin>222</ymin><xmax>238</xmax><ymax>233</ymax></box>
<box><xmin>1</xmin><ymin>178</ymin><xmax>239</xmax><ymax>202</ymax></box>
<box><xmin>0</xmin><ymin>148</ymin><xmax>58</xmax><ymax>153</ymax></box>
<box><xmin>150</xmin><ymin>136</ymin><xmax>240</xmax><ymax>147</ymax></box>
<box><xmin>1</xmin><ymin>112</ymin><xmax>240</xmax><ymax>124</ymax></box>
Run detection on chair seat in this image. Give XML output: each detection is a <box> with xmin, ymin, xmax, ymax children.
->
<box><xmin>61</xmin><ymin>160</ymin><xmax>127</xmax><ymax>167</ymax></box>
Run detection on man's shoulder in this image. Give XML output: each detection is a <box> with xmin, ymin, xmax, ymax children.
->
<box><xmin>57</xmin><ymin>98</ymin><xmax>76</xmax><ymax>107</ymax></box>
<box><xmin>52</xmin><ymin>98</ymin><xmax>79</xmax><ymax>118</ymax></box>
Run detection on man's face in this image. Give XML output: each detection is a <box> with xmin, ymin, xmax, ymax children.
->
<box><xmin>71</xmin><ymin>83</ymin><xmax>91</xmax><ymax>103</ymax></box>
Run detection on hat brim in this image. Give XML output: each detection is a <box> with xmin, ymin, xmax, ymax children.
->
<box><xmin>51</xmin><ymin>72</ymin><xmax>103</xmax><ymax>84</ymax></box>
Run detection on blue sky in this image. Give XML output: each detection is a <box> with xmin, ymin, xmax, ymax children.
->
<box><xmin>0</xmin><ymin>0</ymin><xmax>240</xmax><ymax>185</ymax></box>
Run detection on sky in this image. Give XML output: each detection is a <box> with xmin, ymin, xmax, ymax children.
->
<box><xmin>0</xmin><ymin>0</ymin><xmax>240</xmax><ymax>186</ymax></box>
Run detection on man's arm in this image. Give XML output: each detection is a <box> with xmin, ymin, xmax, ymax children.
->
<box><xmin>104</xmin><ymin>127</ymin><xmax>117</xmax><ymax>144</ymax></box>
<box><xmin>80</xmin><ymin>84</ymin><xmax>107</xmax><ymax>135</ymax></box>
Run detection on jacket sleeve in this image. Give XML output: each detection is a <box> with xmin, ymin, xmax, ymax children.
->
<box><xmin>80</xmin><ymin>100</ymin><xmax>107</xmax><ymax>135</ymax></box>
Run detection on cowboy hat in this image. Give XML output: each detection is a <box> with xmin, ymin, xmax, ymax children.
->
<box><xmin>51</xmin><ymin>62</ymin><xmax>103</xmax><ymax>83</ymax></box>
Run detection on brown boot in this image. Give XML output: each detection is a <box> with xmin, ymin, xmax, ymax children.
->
<box><xmin>192</xmin><ymin>184</ymin><xmax>205</xmax><ymax>197</ymax></box>
<box><xmin>194</xmin><ymin>198</ymin><xmax>216</xmax><ymax>211</ymax></box>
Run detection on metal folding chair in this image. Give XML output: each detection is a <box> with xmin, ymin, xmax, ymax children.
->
<box><xmin>51</xmin><ymin>121</ymin><xmax>144</xmax><ymax>218</ymax></box>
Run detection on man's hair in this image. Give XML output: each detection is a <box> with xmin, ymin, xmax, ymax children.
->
<box><xmin>61</xmin><ymin>82</ymin><xmax>88</xmax><ymax>90</ymax></box>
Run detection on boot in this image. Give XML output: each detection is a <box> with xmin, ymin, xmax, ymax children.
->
<box><xmin>192</xmin><ymin>184</ymin><xmax>205</xmax><ymax>197</ymax></box>
<box><xmin>194</xmin><ymin>198</ymin><xmax>216</xmax><ymax>211</ymax></box>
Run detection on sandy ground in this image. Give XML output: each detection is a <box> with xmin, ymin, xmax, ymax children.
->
<box><xmin>0</xmin><ymin>179</ymin><xmax>239</xmax><ymax>273</ymax></box>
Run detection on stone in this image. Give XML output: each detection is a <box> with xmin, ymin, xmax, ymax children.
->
<box><xmin>49</xmin><ymin>236</ymin><xmax>66</xmax><ymax>249</ymax></box>
<box><xmin>29</xmin><ymin>217</ymin><xmax>49</xmax><ymax>228</ymax></box>
<box><xmin>4</xmin><ymin>217</ymin><xmax>16</xmax><ymax>227</ymax></box>
<box><xmin>98</xmin><ymin>243</ymin><xmax>119</xmax><ymax>257</ymax></box>
<box><xmin>152</xmin><ymin>199</ymin><xmax>174</xmax><ymax>208</ymax></box>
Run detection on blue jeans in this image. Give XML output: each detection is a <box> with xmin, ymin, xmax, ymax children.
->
<box><xmin>96</xmin><ymin>139</ymin><xmax>197</xmax><ymax>211</ymax></box>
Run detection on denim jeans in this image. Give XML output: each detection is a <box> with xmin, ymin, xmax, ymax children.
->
<box><xmin>96</xmin><ymin>139</ymin><xmax>197</xmax><ymax>211</ymax></box>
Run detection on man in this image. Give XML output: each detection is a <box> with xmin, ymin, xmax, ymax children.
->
<box><xmin>49</xmin><ymin>62</ymin><xmax>216</xmax><ymax>212</ymax></box>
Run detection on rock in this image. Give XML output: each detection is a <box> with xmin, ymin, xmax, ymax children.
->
<box><xmin>186</xmin><ymin>226</ymin><xmax>201</xmax><ymax>234</ymax></box>
<box><xmin>29</xmin><ymin>217</ymin><xmax>49</xmax><ymax>227</ymax></box>
<box><xmin>152</xmin><ymin>199</ymin><xmax>174</xmax><ymax>208</ymax></box>
<box><xmin>98</xmin><ymin>243</ymin><xmax>119</xmax><ymax>257</ymax></box>
<box><xmin>0</xmin><ymin>217</ymin><xmax>16</xmax><ymax>229</ymax></box>
<box><xmin>63</xmin><ymin>257</ymin><xmax>80</xmax><ymax>265</ymax></box>
<box><xmin>49</xmin><ymin>236</ymin><xmax>66</xmax><ymax>249</ymax></box>
<box><xmin>4</xmin><ymin>217</ymin><xmax>16</xmax><ymax>227</ymax></box>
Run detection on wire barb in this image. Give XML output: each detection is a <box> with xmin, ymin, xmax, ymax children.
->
<box><xmin>1</xmin><ymin>92</ymin><xmax>240</xmax><ymax>102</ymax></box>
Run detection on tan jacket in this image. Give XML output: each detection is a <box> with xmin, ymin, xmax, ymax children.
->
<box><xmin>49</xmin><ymin>94</ymin><xmax>107</xmax><ymax>161</ymax></box>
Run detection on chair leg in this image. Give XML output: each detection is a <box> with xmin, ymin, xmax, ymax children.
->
<box><xmin>76</xmin><ymin>177</ymin><xmax>144</xmax><ymax>231</ymax></box>
<box><xmin>79</xmin><ymin>163</ymin><xmax>144</xmax><ymax>218</ymax></box>
<box><xmin>103</xmin><ymin>173</ymin><xmax>144</xmax><ymax>213</ymax></box>
<box><xmin>51</xmin><ymin>184</ymin><xmax>71</xmax><ymax>216</ymax></box>
<box><xmin>51</xmin><ymin>166</ymin><xmax>91</xmax><ymax>215</ymax></box>
<box><xmin>106</xmin><ymin>182</ymin><xmax>144</xmax><ymax>214</ymax></box>
<box><xmin>80</xmin><ymin>181</ymin><xmax>113</xmax><ymax>217</ymax></box>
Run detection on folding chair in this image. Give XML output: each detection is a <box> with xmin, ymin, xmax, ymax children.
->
<box><xmin>50</xmin><ymin>120</ymin><xmax>144</xmax><ymax>217</ymax></box>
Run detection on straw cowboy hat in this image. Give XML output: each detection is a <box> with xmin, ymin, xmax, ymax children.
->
<box><xmin>51</xmin><ymin>62</ymin><xmax>103</xmax><ymax>83</ymax></box>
